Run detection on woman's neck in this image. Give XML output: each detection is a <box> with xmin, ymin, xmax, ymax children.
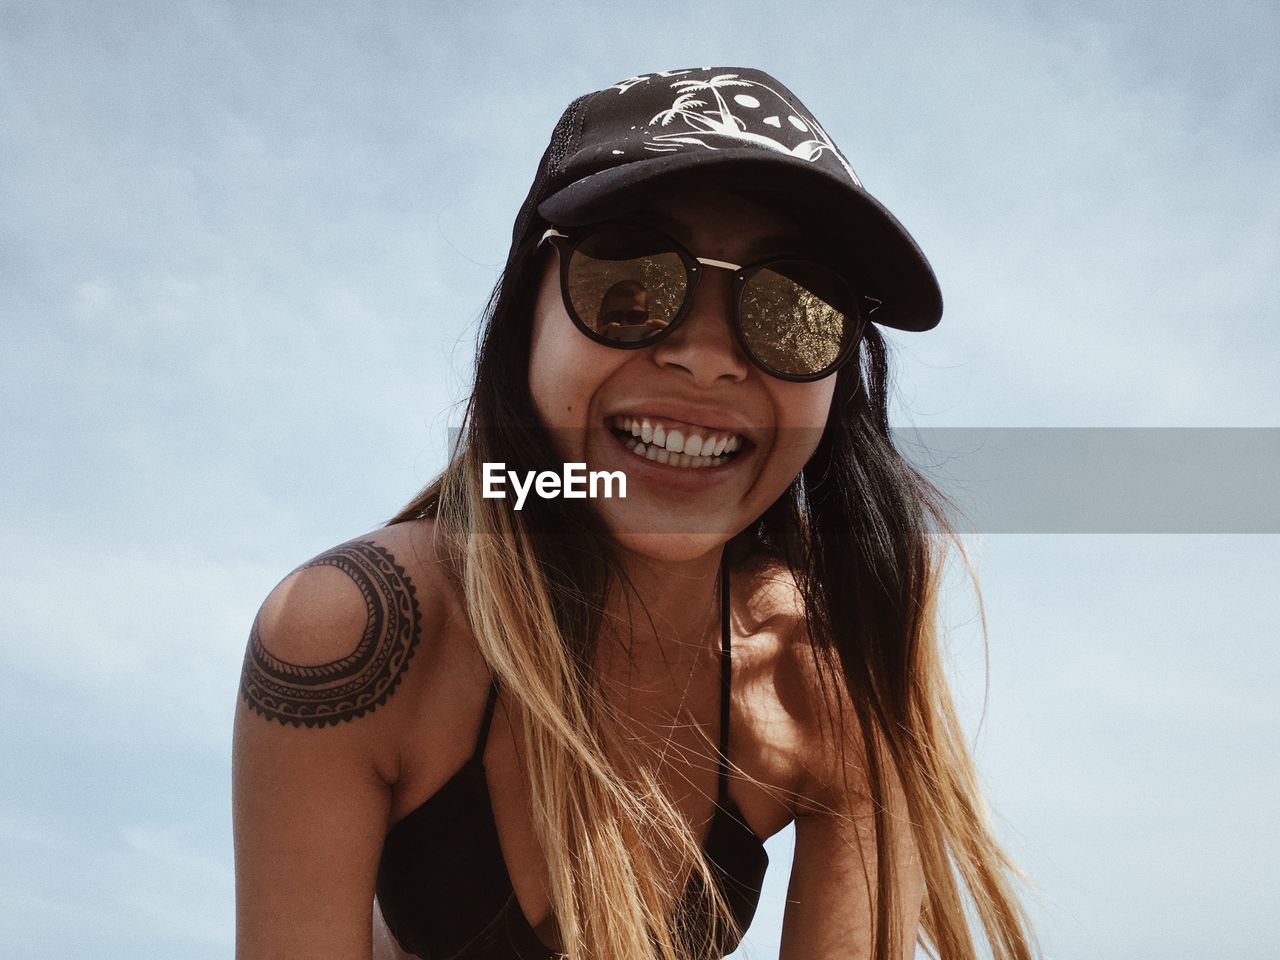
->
<box><xmin>599</xmin><ymin>544</ymin><xmax>725</xmax><ymax>670</ymax></box>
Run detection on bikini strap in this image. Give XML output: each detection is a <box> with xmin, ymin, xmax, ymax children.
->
<box><xmin>472</xmin><ymin>674</ymin><xmax>501</xmax><ymax>764</ymax></box>
<box><xmin>717</xmin><ymin>555</ymin><xmax>731</xmax><ymax>800</ymax></box>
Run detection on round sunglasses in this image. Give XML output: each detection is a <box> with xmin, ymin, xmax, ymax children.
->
<box><xmin>538</xmin><ymin>222</ymin><xmax>879</xmax><ymax>382</ymax></box>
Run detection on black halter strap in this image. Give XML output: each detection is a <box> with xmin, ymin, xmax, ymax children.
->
<box><xmin>473</xmin><ymin>674</ymin><xmax>501</xmax><ymax>764</ymax></box>
<box><xmin>716</xmin><ymin>553</ymin><xmax>732</xmax><ymax>800</ymax></box>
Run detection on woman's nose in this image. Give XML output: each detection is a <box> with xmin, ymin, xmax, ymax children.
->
<box><xmin>649</xmin><ymin>270</ymin><xmax>750</xmax><ymax>386</ymax></box>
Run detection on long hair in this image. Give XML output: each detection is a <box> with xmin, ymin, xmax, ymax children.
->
<box><xmin>386</xmin><ymin>221</ymin><xmax>1036</xmax><ymax>959</ymax></box>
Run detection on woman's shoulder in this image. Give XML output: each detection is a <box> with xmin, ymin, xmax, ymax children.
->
<box><xmin>242</xmin><ymin>517</ymin><xmax>473</xmax><ymax>739</ymax></box>
<box><xmin>733</xmin><ymin>552</ymin><xmax>804</xmax><ymax>621</ymax></box>
<box><xmin>730</xmin><ymin>552</ymin><xmax>812</xmax><ymax>672</ymax></box>
<box><xmin>732</xmin><ymin>551</ymin><xmax>856</xmax><ymax>681</ymax></box>
<box><xmin>251</xmin><ymin>517</ymin><xmax>460</xmax><ymax>652</ymax></box>
<box><xmin>730</xmin><ymin>553</ymin><xmax>866</xmax><ymax>816</ymax></box>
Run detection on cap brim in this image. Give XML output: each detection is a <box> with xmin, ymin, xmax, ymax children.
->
<box><xmin>536</xmin><ymin>149</ymin><xmax>942</xmax><ymax>332</ymax></box>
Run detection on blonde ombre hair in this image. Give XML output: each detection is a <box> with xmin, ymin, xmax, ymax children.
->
<box><xmin>386</xmin><ymin>232</ymin><xmax>1037</xmax><ymax>959</ymax></box>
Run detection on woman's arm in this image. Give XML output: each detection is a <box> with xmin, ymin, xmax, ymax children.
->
<box><xmin>773</xmin><ymin>624</ymin><xmax>924</xmax><ymax>960</ymax></box>
<box><xmin>232</xmin><ymin>547</ymin><xmax>412</xmax><ymax>959</ymax></box>
<box><xmin>779</xmin><ymin>785</ymin><xmax>923</xmax><ymax>960</ymax></box>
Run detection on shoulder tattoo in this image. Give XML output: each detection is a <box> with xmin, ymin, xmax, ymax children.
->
<box><xmin>239</xmin><ymin>539</ymin><xmax>423</xmax><ymax>728</ymax></box>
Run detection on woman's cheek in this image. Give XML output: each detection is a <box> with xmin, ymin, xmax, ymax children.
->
<box><xmin>751</xmin><ymin>381</ymin><xmax>833</xmax><ymax>506</ymax></box>
<box><xmin>772</xmin><ymin>377</ymin><xmax>837</xmax><ymax>464</ymax></box>
<box><xmin>528</xmin><ymin>269</ymin><xmax>586</xmax><ymax>432</ymax></box>
<box><xmin>527</xmin><ymin>268</ymin><xmax>632</xmax><ymax>462</ymax></box>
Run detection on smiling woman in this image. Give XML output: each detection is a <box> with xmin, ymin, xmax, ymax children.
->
<box><xmin>232</xmin><ymin>67</ymin><xmax>1037</xmax><ymax>960</ymax></box>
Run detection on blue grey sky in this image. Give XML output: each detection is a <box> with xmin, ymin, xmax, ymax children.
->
<box><xmin>2</xmin><ymin>1</ymin><xmax>1277</xmax><ymax>957</ymax></box>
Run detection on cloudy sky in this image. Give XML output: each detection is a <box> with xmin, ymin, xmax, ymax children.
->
<box><xmin>2</xmin><ymin>1</ymin><xmax>1277</xmax><ymax>957</ymax></box>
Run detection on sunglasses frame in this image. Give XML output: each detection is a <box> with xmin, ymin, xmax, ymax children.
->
<box><xmin>538</xmin><ymin>222</ymin><xmax>877</xmax><ymax>383</ymax></box>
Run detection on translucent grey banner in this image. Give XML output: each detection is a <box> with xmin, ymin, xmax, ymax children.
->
<box><xmin>443</xmin><ymin>428</ymin><xmax>1280</xmax><ymax>534</ymax></box>
<box><xmin>895</xmin><ymin>428</ymin><xmax>1280</xmax><ymax>534</ymax></box>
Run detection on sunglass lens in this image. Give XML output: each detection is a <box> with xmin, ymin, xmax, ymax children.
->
<box><xmin>566</xmin><ymin>225</ymin><xmax>687</xmax><ymax>343</ymax></box>
<box><xmin>739</xmin><ymin>261</ymin><xmax>858</xmax><ymax>378</ymax></box>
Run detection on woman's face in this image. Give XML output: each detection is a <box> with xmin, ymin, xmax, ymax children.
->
<box><xmin>527</xmin><ymin>186</ymin><xmax>838</xmax><ymax>563</ymax></box>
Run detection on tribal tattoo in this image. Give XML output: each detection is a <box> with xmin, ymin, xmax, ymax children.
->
<box><xmin>239</xmin><ymin>539</ymin><xmax>422</xmax><ymax>728</ymax></box>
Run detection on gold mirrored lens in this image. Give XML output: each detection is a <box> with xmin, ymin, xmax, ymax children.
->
<box><xmin>566</xmin><ymin>226</ymin><xmax>688</xmax><ymax>343</ymax></box>
<box><xmin>739</xmin><ymin>261</ymin><xmax>853</xmax><ymax>376</ymax></box>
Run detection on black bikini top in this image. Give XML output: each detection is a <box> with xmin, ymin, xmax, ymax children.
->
<box><xmin>375</xmin><ymin>559</ymin><xmax>770</xmax><ymax>959</ymax></box>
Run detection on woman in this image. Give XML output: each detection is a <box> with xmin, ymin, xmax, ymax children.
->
<box><xmin>233</xmin><ymin>67</ymin><xmax>1036</xmax><ymax>960</ymax></box>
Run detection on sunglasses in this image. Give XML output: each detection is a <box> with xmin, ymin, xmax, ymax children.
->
<box><xmin>538</xmin><ymin>222</ymin><xmax>878</xmax><ymax>382</ymax></box>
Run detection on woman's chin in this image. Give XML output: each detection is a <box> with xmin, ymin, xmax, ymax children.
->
<box><xmin>589</xmin><ymin>497</ymin><xmax>742</xmax><ymax>564</ymax></box>
<box><xmin>607</xmin><ymin>529</ymin><xmax>731</xmax><ymax>565</ymax></box>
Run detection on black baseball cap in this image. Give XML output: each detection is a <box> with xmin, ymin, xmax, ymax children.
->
<box><xmin>509</xmin><ymin>66</ymin><xmax>943</xmax><ymax>332</ymax></box>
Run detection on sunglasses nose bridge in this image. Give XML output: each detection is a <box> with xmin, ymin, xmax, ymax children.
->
<box><xmin>688</xmin><ymin>259</ymin><xmax>747</xmax><ymax>326</ymax></box>
<box><xmin>694</xmin><ymin>255</ymin><xmax>743</xmax><ymax>273</ymax></box>
<box><xmin>650</xmin><ymin>262</ymin><xmax>751</xmax><ymax>385</ymax></box>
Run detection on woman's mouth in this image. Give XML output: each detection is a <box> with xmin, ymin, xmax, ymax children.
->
<box><xmin>606</xmin><ymin>414</ymin><xmax>748</xmax><ymax>469</ymax></box>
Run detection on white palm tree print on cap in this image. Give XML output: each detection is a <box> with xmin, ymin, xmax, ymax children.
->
<box><xmin>635</xmin><ymin>73</ymin><xmax>862</xmax><ymax>186</ymax></box>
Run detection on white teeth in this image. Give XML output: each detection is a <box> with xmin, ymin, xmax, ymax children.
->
<box><xmin>612</xmin><ymin>415</ymin><xmax>745</xmax><ymax>464</ymax></box>
<box><xmin>624</xmin><ymin>439</ymin><xmax>729</xmax><ymax>469</ymax></box>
